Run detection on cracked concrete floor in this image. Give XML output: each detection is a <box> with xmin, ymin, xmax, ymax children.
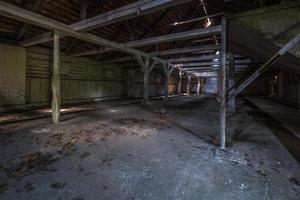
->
<box><xmin>0</xmin><ymin>96</ymin><xmax>299</xmax><ymax>200</ymax></box>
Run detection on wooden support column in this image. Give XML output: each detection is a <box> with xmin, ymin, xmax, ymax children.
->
<box><xmin>52</xmin><ymin>30</ymin><xmax>61</xmax><ymax>123</ymax></box>
<box><xmin>277</xmin><ymin>72</ymin><xmax>284</xmax><ymax>99</ymax></box>
<box><xmin>220</xmin><ymin>17</ymin><xmax>227</xmax><ymax>149</ymax></box>
<box><xmin>127</xmin><ymin>69</ymin><xmax>135</xmax><ymax>99</ymax></box>
<box><xmin>135</xmin><ymin>55</ymin><xmax>156</xmax><ymax>104</ymax></box>
<box><xmin>228</xmin><ymin>52</ymin><xmax>236</xmax><ymax>113</ymax></box>
<box><xmin>163</xmin><ymin>64</ymin><xmax>174</xmax><ymax>100</ymax></box>
<box><xmin>187</xmin><ymin>74</ymin><xmax>192</xmax><ymax>96</ymax></box>
<box><xmin>197</xmin><ymin>76</ymin><xmax>201</xmax><ymax>95</ymax></box>
<box><xmin>178</xmin><ymin>70</ymin><xmax>183</xmax><ymax>95</ymax></box>
<box><xmin>298</xmin><ymin>80</ymin><xmax>300</xmax><ymax>117</ymax></box>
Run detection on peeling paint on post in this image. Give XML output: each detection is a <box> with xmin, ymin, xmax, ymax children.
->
<box><xmin>52</xmin><ymin>29</ymin><xmax>61</xmax><ymax>123</ymax></box>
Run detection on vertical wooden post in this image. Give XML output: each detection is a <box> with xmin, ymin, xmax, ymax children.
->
<box><xmin>143</xmin><ymin>57</ymin><xmax>150</xmax><ymax>104</ymax></box>
<box><xmin>52</xmin><ymin>29</ymin><xmax>61</xmax><ymax>123</ymax></box>
<box><xmin>163</xmin><ymin>64</ymin><xmax>173</xmax><ymax>100</ymax></box>
<box><xmin>197</xmin><ymin>76</ymin><xmax>201</xmax><ymax>95</ymax></box>
<box><xmin>220</xmin><ymin>17</ymin><xmax>227</xmax><ymax>149</ymax></box>
<box><xmin>298</xmin><ymin>81</ymin><xmax>300</xmax><ymax>117</ymax></box>
<box><xmin>127</xmin><ymin>69</ymin><xmax>135</xmax><ymax>99</ymax></box>
<box><xmin>135</xmin><ymin>55</ymin><xmax>152</xmax><ymax>105</ymax></box>
<box><xmin>178</xmin><ymin>70</ymin><xmax>182</xmax><ymax>95</ymax></box>
<box><xmin>187</xmin><ymin>74</ymin><xmax>192</xmax><ymax>96</ymax></box>
<box><xmin>228</xmin><ymin>52</ymin><xmax>236</xmax><ymax>113</ymax></box>
<box><xmin>80</xmin><ymin>0</ymin><xmax>87</xmax><ymax>20</ymax></box>
<box><xmin>277</xmin><ymin>72</ymin><xmax>284</xmax><ymax>99</ymax></box>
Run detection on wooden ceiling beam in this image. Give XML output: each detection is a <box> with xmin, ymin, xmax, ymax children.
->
<box><xmin>19</xmin><ymin>0</ymin><xmax>192</xmax><ymax>47</ymax></box>
<box><xmin>150</xmin><ymin>45</ymin><xmax>220</xmax><ymax>56</ymax></box>
<box><xmin>68</xmin><ymin>26</ymin><xmax>221</xmax><ymax>57</ymax></box>
<box><xmin>0</xmin><ymin>1</ymin><xmax>148</xmax><ymax>57</ymax></box>
<box><xmin>16</xmin><ymin>0</ymin><xmax>42</xmax><ymax>40</ymax></box>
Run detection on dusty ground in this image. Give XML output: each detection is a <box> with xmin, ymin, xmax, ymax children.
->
<box><xmin>0</xmin><ymin>95</ymin><xmax>299</xmax><ymax>200</ymax></box>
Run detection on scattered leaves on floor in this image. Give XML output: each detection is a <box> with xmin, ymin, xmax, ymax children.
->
<box><xmin>0</xmin><ymin>183</ymin><xmax>8</xmax><ymax>193</ymax></box>
<box><xmin>50</xmin><ymin>182</ymin><xmax>65</xmax><ymax>189</ymax></box>
<box><xmin>80</xmin><ymin>152</ymin><xmax>90</xmax><ymax>159</ymax></box>
<box><xmin>24</xmin><ymin>181</ymin><xmax>35</xmax><ymax>192</ymax></box>
<box><xmin>289</xmin><ymin>177</ymin><xmax>300</xmax><ymax>186</ymax></box>
<box><xmin>8</xmin><ymin>152</ymin><xmax>57</xmax><ymax>179</ymax></box>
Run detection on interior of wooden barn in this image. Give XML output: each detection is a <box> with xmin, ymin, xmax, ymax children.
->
<box><xmin>0</xmin><ymin>0</ymin><xmax>300</xmax><ymax>199</ymax></box>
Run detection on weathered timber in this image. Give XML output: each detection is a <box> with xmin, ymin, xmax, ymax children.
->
<box><xmin>227</xmin><ymin>52</ymin><xmax>236</xmax><ymax>113</ymax></box>
<box><xmin>19</xmin><ymin>0</ymin><xmax>192</xmax><ymax>46</ymax></box>
<box><xmin>51</xmin><ymin>30</ymin><xmax>61</xmax><ymax>124</ymax></box>
<box><xmin>67</xmin><ymin>26</ymin><xmax>221</xmax><ymax>57</ymax></box>
<box><xmin>220</xmin><ymin>17</ymin><xmax>227</xmax><ymax>149</ymax></box>
<box><xmin>178</xmin><ymin>70</ymin><xmax>183</xmax><ymax>95</ymax></box>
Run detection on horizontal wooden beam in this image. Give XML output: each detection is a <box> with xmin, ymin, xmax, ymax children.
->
<box><xmin>67</xmin><ymin>26</ymin><xmax>221</xmax><ymax>57</ymax></box>
<box><xmin>182</xmin><ymin>64</ymin><xmax>251</xmax><ymax>70</ymax></box>
<box><xmin>0</xmin><ymin>1</ymin><xmax>148</xmax><ymax>57</ymax></box>
<box><xmin>175</xmin><ymin>59</ymin><xmax>254</xmax><ymax>67</ymax></box>
<box><xmin>73</xmin><ymin>0</ymin><xmax>192</xmax><ymax>31</ymax></box>
<box><xmin>165</xmin><ymin>55</ymin><xmax>220</xmax><ymax>63</ymax></box>
<box><xmin>150</xmin><ymin>45</ymin><xmax>220</xmax><ymax>56</ymax></box>
<box><xmin>125</xmin><ymin>25</ymin><xmax>221</xmax><ymax>47</ymax></box>
<box><xmin>19</xmin><ymin>0</ymin><xmax>192</xmax><ymax>47</ymax></box>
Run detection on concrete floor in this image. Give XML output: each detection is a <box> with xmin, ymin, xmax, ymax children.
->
<box><xmin>0</xmin><ymin>96</ymin><xmax>299</xmax><ymax>200</ymax></box>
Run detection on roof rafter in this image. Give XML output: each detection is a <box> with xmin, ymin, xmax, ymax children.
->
<box><xmin>19</xmin><ymin>0</ymin><xmax>192</xmax><ymax>47</ymax></box>
<box><xmin>67</xmin><ymin>26</ymin><xmax>221</xmax><ymax>57</ymax></box>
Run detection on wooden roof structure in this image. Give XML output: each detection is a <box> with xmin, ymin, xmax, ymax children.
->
<box><xmin>0</xmin><ymin>0</ymin><xmax>283</xmax><ymax>64</ymax></box>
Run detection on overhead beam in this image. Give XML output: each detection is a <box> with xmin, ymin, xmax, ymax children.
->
<box><xmin>166</xmin><ymin>55</ymin><xmax>220</xmax><ymax>63</ymax></box>
<box><xmin>73</xmin><ymin>0</ymin><xmax>192</xmax><ymax>31</ymax></box>
<box><xmin>68</xmin><ymin>26</ymin><xmax>221</xmax><ymax>57</ymax></box>
<box><xmin>19</xmin><ymin>0</ymin><xmax>192</xmax><ymax>47</ymax></box>
<box><xmin>101</xmin><ymin>45</ymin><xmax>220</xmax><ymax>59</ymax></box>
<box><xmin>17</xmin><ymin>0</ymin><xmax>42</xmax><ymax>40</ymax></box>
<box><xmin>0</xmin><ymin>1</ymin><xmax>148</xmax><ymax>57</ymax></box>
<box><xmin>175</xmin><ymin>60</ymin><xmax>254</xmax><ymax>67</ymax></box>
<box><xmin>150</xmin><ymin>45</ymin><xmax>220</xmax><ymax>56</ymax></box>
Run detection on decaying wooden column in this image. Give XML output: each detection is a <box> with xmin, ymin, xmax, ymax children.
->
<box><xmin>187</xmin><ymin>74</ymin><xmax>192</xmax><ymax>96</ymax></box>
<box><xmin>135</xmin><ymin>55</ymin><xmax>156</xmax><ymax>104</ymax></box>
<box><xmin>298</xmin><ymin>81</ymin><xmax>300</xmax><ymax>117</ymax></box>
<box><xmin>178</xmin><ymin>70</ymin><xmax>183</xmax><ymax>95</ymax></box>
<box><xmin>197</xmin><ymin>76</ymin><xmax>201</xmax><ymax>95</ymax></box>
<box><xmin>220</xmin><ymin>17</ymin><xmax>227</xmax><ymax>149</ymax></box>
<box><xmin>228</xmin><ymin>52</ymin><xmax>236</xmax><ymax>113</ymax></box>
<box><xmin>163</xmin><ymin>64</ymin><xmax>174</xmax><ymax>100</ymax></box>
<box><xmin>127</xmin><ymin>69</ymin><xmax>135</xmax><ymax>99</ymax></box>
<box><xmin>52</xmin><ymin>29</ymin><xmax>61</xmax><ymax>123</ymax></box>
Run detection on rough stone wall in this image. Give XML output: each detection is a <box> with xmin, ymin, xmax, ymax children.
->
<box><xmin>0</xmin><ymin>44</ymin><xmax>26</xmax><ymax>105</ymax></box>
